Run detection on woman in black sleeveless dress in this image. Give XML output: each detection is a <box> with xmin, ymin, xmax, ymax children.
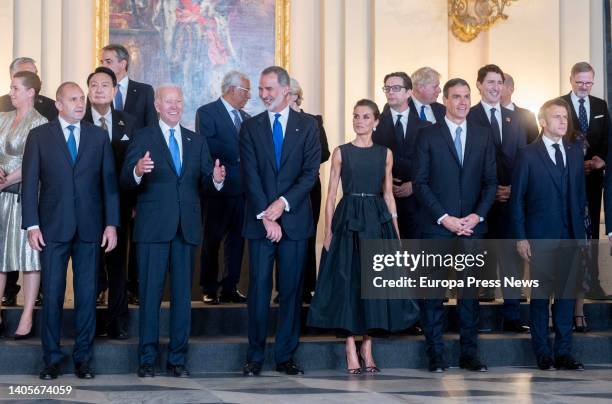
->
<box><xmin>307</xmin><ymin>99</ymin><xmax>419</xmax><ymax>374</ymax></box>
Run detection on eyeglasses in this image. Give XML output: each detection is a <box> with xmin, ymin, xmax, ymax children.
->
<box><xmin>574</xmin><ymin>81</ymin><xmax>594</xmax><ymax>87</ymax></box>
<box><xmin>382</xmin><ymin>85</ymin><xmax>407</xmax><ymax>93</ymax></box>
<box><xmin>235</xmin><ymin>86</ymin><xmax>251</xmax><ymax>94</ymax></box>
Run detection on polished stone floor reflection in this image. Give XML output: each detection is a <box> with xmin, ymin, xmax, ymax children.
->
<box><xmin>0</xmin><ymin>365</ymin><xmax>610</xmax><ymax>403</ymax></box>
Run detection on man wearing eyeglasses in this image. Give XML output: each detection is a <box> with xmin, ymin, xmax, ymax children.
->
<box><xmin>195</xmin><ymin>71</ymin><xmax>251</xmax><ymax>305</ymax></box>
<box><xmin>561</xmin><ymin>62</ymin><xmax>610</xmax><ymax>299</ymax></box>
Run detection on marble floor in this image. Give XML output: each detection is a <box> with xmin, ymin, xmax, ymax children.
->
<box><xmin>0</xmin><ymin>365</ymin><xmax>610</xmax><ymax>403</ymax></box>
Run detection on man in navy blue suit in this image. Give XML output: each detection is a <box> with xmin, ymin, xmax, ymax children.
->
<box><xmin>21</xmin><ymin>82</ymin><xmax>120</xmax><ymax>380</ymax></box>
<box><xmin>196</xmin><ymin>71</ymin><xmax>251</xmax><ymax>305</ymax></box>
<box><xmin>240</xmin><ymin>66</ymin><xmax>320</xmax><ymax>376</ymax></box>
<box><xmin>121</xmin><ymin>84</ymin><xmax>225</xmax><ymax>378</ymax></box>
<box><xmin>409</xmin><ymin>67</ymin><xmax>446</xmax><ymax>124</ymax></box>
<box><xmin>414</xmin><ymin>78</ymin><xmax>497</xmax><ymax>373</ymax></box>
<box><xmin>467</xmin><ymin>64</ymin><xmax>529</xmax><ymax>332</ymax></box>
<box><xmin>510</xmin><ymin>98</ymin><xmax>586</xmax><ymax>371</ymax></box>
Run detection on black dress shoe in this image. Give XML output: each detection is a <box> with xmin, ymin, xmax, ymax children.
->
<box><xmin>503</xmin><ymin>319</ymin><xmax>530</xmax><ymax>333</ymax></box>
<box><xmin>428</xmin><ymin>355</ymin><xmax>448</xmax><ymax>373</ymax></box>
<box><xmin>137</xmin><ymin>364</ymin><xmax>155</xmax><ymax>377</ymax></box>
<box><xmin>276</xmin><ymin>359</ymin><xmax>304</xmax><ymax>375</ymax></box>
<box><xmin>537</xmin><ymin>356</ymin><xmax>555</xmax><ymax>371</ymax></box>
<box><xmin>39</xmin><ymin>364</ymin><xmax>59</xmax><ymax>380</ymax></box>
<box><xmin>166</xmin><ymin>364</ymin><xmax>190</xmax><ymax>377</ymax></box>
<box><xmin>96</xmin><ymin>290</ymin><xmax>107</xmax><ymax>306</ymax></box>
<box><xmin>219</xmin><ymin>290</ymin><xmax>246</xmax><ymax>304</ymax></box>
<box><xmin>202</xmin><ymin>293</ymin><xmax>219</xmax><ymax>305</ymax></box>
<box><xmin>2</xmin><ymin>294</ymin><xmax>17</xmax><ymax>307</ymax></box>
<box><xmin>554</xmin><ymin>355</ymin><xmax>584</xmax><ymax>371</ymax></box>
<box><xmin>243</xmin><ymin>361</ymin><xmax>262</xmax><ymax>376</ymax></box>
<box><xmin>107</xmin><ymin>321</ymin><xmax>129</xmax><ymax>340</ymax></box>
<box><xmin>406</xmin><ymin>324</ymin><xmax>424</xmax><ymax>335</ymax></box>
<box><xmin>14</xmin><ymin>329</ymin><xmax>34</xmax><ymax>340</ymax></box>
<box><xmin>75</xmin><ymin>362</ymin><xmax>95</xmax><ymax>379</ymax></box>
<box><xmin>459</xmin><ymin>356</ymin><xmax>488</xmax><ymax>372</ymax></box>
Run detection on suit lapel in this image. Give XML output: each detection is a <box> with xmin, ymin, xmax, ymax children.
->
<box><xmin>74</xmin><ymin>122</ymin><xmax>90</xmax><ymax>166</ymax></box>
<box><xmin>51</xmin><ymin>120</ymin><xmax>75</xmax><ymax>166</ymax></box>
<box><xmin>111</xmin><ymin>110</ymin><xmax>124</xmax><ymax>143</ymax></box>
<box><xmin>280</xmin><ymin>109</ymin><xmax>301</xmax><ymax>168</ymax></box>
<box><xmin>463</xmin><ymin>122</ymin><xmax>475</xmax><ymax>164</ymax></box>
<box><xmin>257</xmin><ymin>112</ymin><xmax>278</xmax><ymax>172</ymax></box>
<box><xmin>216</xmin><ymin>98</ymin><xmax>240</xmax><ymax>138</ymax></box>
<box><xmin>441</xmin><ymin>123</ymin><xmax>461</xmax><ymax>166</ymax></box>
<box><xmin>153</xmin><ymin>125</ymin><xmax>178</xmax><ymax>177</ymax></box>
<box><xmin>124</xmin><ymin>80</ymin><xmax>138</xmax><ymax>111</ymax></box>
<box><xmin>536</xmin><ymin>139</ymin><xmax>562</xmax><ymax>193</ymax></box>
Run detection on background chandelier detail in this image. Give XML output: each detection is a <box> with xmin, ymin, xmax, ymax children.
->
<box><xmin>449</xmin><ymin>0</ymin><xmax>518</xmax><ymax>42</ymax></box>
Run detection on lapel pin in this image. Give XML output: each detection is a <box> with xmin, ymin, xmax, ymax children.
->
<box><xmin>187</xmin><ymin>137</ymin><xmax>192</xmax><ymax>141</ymax></box>
<box><xmin>505</xmin><ymin>117</ymin><xmax>511</xmax><ymax>123</ymax></box>
<box><xmin>119</xmin><ymin>120</ymin><xmax>125</xmax><ymax>126</ymax></box>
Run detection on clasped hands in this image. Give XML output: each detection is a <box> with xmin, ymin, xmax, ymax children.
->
<box><xmin>261</xmin><ymin>198</ymin><xmax>287</xmax><ymax>243</ymax></box>
<box><xmin>584</xmin><ymin>156</ymin><xmax>605</xmax><ymax>175</ymax></box>
<box><xmin>135</xmin><ymin>151</ymin><xmax>226</xmax><ymax>183</ymax></box>
<box><xmin>441</xmin><ymin>213</ymin><xmax>480</xmax><ymax>236</ymax></box>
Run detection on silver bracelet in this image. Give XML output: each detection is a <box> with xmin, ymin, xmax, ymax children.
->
<box><xmin>391</xmin><ymin>213</ymin><xmax>398</xmax><ymax>218</ymax></box>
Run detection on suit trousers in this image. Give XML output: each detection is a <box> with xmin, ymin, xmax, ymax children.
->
<box><xmin>247</xmin><ymin>237</ymin><xmax>307</xmax><ymax>364</ymax></box>
<box><xmin>98</xmin><ymin>222</ymin><xmax>129</xmax><ymax>328</ymax></box>
<box><xmin>137</xmin><ymin>233</ymin><xmax>194</xmax><ymax>366</ymax></box>
<box><xmin>40</xmin><ymin>237</ymin><xmax>99</xmax><ymax>366</ymax></box>
<box><xmin>395</xmin><ymin>194</ymin><xmax>420</xmax><ymax>239</ymax></box>
<box><xmin>200</xmin><ymin>195</ymin><xmax>245</xmax><ymax>295</ymax></box>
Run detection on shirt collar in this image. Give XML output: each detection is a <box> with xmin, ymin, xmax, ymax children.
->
<box><xmin>444</xmin><ymin>116</ymin><xmax>466</xmax><ymax>135</ymax></box>
<box><xmin>390</xmin><ymin>106</ymin><xmax>410</xmax><ymax>119</ymax></box>
<box><xmin>159</xmin><ymin>119</ymin><xmax>180</xmax><ymax>135</ymax></box>
<box><xmin>117</xmin><ymin>76</ymin><xmax>129</xmax><ymax>89</ymax></box>
<box><xmin>91</xmin><ymin>107</ymin><xmax>112</xmax><ymax>124</ymax></box>
<box><xmin>542</xmin><ymin>134</ymin><xmax>563</xmax><ymax>147</ymax></box>
<box><xmin>268</xmin><ymin>105</ymin><xmax>290</xmax><ymax>121</ymax></box>
<box><xmin>58</xmin><ymin>116</ymin><xmax>80</xmax><ymax>131</ymax></box>
<box><xmin>220</xmin><ymin>96</ymin><xmax>239</xmax><ymax>116</ymax></box>
<box><xmin>481</xmin><ymin>100</ymin><xmax>501</xmax><ymax>114</ymax></box>
<box><xmin>571</xmin><ymin>91</ymin><xmax>589</xmax><ymax>105</ymax></box>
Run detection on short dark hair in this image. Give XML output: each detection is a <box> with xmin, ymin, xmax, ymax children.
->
<box><xmin>383</xmin><ymin>72</ymin><xmax>412</xmax><ymax>90</ymax></box>
<box><xmin>102</xmin><ymin>44</ymin><xmax>130</xmax><ymax>71</ymax></box>
<box><xmin>443</xmin><ymin>78</ymin><xmax>470</xmax><ymax>98</ymax></box>
<box><xmin>261</xmin><ymin>65</ymin><xmax>290</xmax><ymax>87</ymax></box>
<box><xmin>571</xmin><ymin>62</ymin><xmax>594</xmax><ymax>76</ymax></box>
<box><xmin>354</xmin><ymin>99</ymin><xmax>380</xmax><ymax>120</ymax></box>
<box><xmin>538</xmin><ymin>97</ymin><xmax>575</xmax><ymax>139</ymax></box>
<box><xmin>13</xmin><ymin>71</ymin><xmax>41</xmax><ymax>96</ymax></box>
<box><xmin>87</xmin><ymin>66</ymin><xmax>117</xmax><ymax>87</ymax></box>
<box><xmin>477</xmin><ymin>64</ymin><xmax>505</xmax><ymax>84</ymax></box>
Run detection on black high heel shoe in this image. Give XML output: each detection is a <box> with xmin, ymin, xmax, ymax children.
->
<box><xmin>346</xmin><ymin>353</ymin><xmax>362</xmax><ymax>375</ymax></box>
<box><xmin>0</xmin><ymin>310</ymin><xmax>5</xmax><ymax>337</ymax></box>
<box><xmin>359</xmin><ymin>350</ymin><xmax>380</xmax><ymax>373</ymax></box>
<box><xmin>573</xmin><ymin>315</ymin><xmax>589</xmax><ymax>333</ymax></box>
<box><xmin>14</xmin><ymin>328</ymin><xmax>34</xmax><ymax>340</ymax></box>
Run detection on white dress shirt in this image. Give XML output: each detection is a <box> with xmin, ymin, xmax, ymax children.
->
<box><xmin>480</xmin><ymin>100</ymin><xmax>503</xmax><ymax>141</ymax></box>
<box><xmin>389</xmin><ymin>106</ymin><xmax>410</xmax><ymax>137</ymax></box>
<box><xmin>571</xmin><ymin>91</ymin><xmax>590</xmax><ymax>126</ymax></box>
<box><xmin>412</xmin><ymin>97</ymin><xmax>437</xmax><ymax>123</ymax></box>
<box><xmin>91</xmin><ymin>107</ymin><xmax>113</xmax><ymax>141</ymax></box>
<box><xmin>541</xmin><ymin>135</ymin><xmax>567</xmax><ymax>166</ymax></box>
<box><xmin>220</xmin><ymin>96</ymin><xmax>242</xmax><ymax>124</ymax></box>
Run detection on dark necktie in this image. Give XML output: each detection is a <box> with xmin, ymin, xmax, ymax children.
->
<box><xmin>99</xmin><ymin>116</ymin><xmax>108</xmax><ymax>131</ymax></box>
<box><xmin>231</xmin><ymin>109</ymin><xmax>242</xmax><ymax>132</ymax></box>
<box><xmin>552</xmin><ymin>143</ymin><xmax>564</xmax><ymax>173</ymax></box>
<box><xmin>578</xmin><ymin>98</ymin><xmax>588</xmax><ymax>134</ymax></box>
<box><xmin>490</xmin><ymin>107</ymin><xmax>502</xmax><ymax>145</ymax></box>
<box><xmin>272</xmin><ymin>113</ymin><xmax>283</xmax><ymax>169</ymax></box>
<box><xmin>66</xmin><ymin>125</ymin><xmax>77</xmax><ymax>163</ymax></box>
<box><xmin>114</xmin><ymin>86</ymin><xmax>124</xmax><ymax>111</ymax></box>
<box><xmin>419</xmin><ymin>105</ymin><xmax>427</xmax><ymax>121</ymax></box>
<box><xmin>395</xmin><ymin>114</ymin><xmax>404</xmax><ymax>144</ymax></box>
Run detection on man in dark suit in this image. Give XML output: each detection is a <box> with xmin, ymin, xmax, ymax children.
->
<box><xmin>120</xmin><ymin>84</ymin><xmax>225</xmax><ymax>378</ymax></box>
<box><xmin>373</xmin><ymin>72</ymin><xmax>430</xmax><ymax>240</ymax></box>
<box><xmin>240</xmin><ymin>66</ymin><xmax>320</xmax><ymax>376</ymax></box>
<box><xmin>196</xmin><ymin>71</ymin><xmax>250</xmax><ymax>305</ymax></box>
<box><xmin>561</xmin><ymin>62</ymin><xmax>609</xmax><ymax>298</ymax></box>
<box><xmin>501</xmin><ymin>73</ymin><xmax>539</xmax><ymax>143</ymax></box>
<box><xmin>510</xmin><ymin>98</ymin><xmax>586</xmax><ymax>371</ymax></box>
<box><xmin>21</xmin><ymin>82</ymin><xmax>120</xmax><ymax>380</ymax></box>
<box><xmin>0</xmin><ymin>57</ymin><xmax>57</xmax><ymax>308</ymax></box>
<box><xmin>84</xmin><ymin>66</ymin><xmax>136</xmax><ymax>339</ymax></box>
<box><xmin>101</xmin><ymin>44</ymin><xmax>157</xmax><ymax>305</ymax></box>
<box><xmin>414</xmin><ymin>78</ymin><xmax>497</xmax><ymax>373</ymax></box>
<box><xmin>409</xmin><ymin>66</ymin><xmax>446</xmax><ymax>124</ymax></box>
<box><xmin>467</xmin><ymin>64</ymin><xmax>529</xmax><ymax>332</ymax></box>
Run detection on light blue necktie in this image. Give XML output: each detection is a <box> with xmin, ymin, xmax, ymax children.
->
<box><xmin>114</xmin><ymin>86</ymin><xmax>124</xmax><ymax>111</ymax></box>
<box><xmin>272</xmin><ymin>113</ymin><xmax>283</xmax><ymax>169</ymax></box>
<box><xmin>168</xmin><ymin>128</ymin><xmax>181</xmax><ymax>175</ymax></box>
<box><xmin>66</xmin><ymin>125</ymin><xmax>77</xmax><ymax>164</ymax></box>
<box><xmin>419</xmin><ymin>105</ymin><xmax>427</xmax><ymax>121</ymax></box>
<box><xmin>454</xmin><ymin>126</ymin><xmax>463</xmax><ymax>165</ymax></box>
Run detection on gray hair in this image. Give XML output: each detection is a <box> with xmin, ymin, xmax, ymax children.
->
<box><xmin>289</xmin><ymin>78</ymin><xmax>303</xmax><ymax>106</ymax></box>
<box><xmin>411</xmin><ymin>66</ymin><xmax>441</xmax><ymax>87</ymax></box>
<box><xmin>503</xmin><ymin>72</ymin><xmax>514</xmax><ymax>88</ymax></box>
<box><xmin>102</xmin><ymin>44</ymin><xmax>131</xmax><ymax>70</ymax></box>
<box><xmin>155</xmin><ymin>83</ymin><xmax>183</xmax><ymax>101</ymax></box>
<box><xmin>221</xmin><ymin>71</ymin><xmax>249</xmax><ymax>94</ymax></box>
<box><xmin>261</xmin><ymin>65</ymin><xmax>290</xmax><ymax>87</ymax></box>
<box><xmin>9</xmin><ymin>57</ymin><xmax>37</xmax><ymax>76</ymax></box>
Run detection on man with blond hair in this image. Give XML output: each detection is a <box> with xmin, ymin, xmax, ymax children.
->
<box><xmin>409</xmin><ymin>66</ymin><xmax>446</xmax><ymax>124</ymax></box>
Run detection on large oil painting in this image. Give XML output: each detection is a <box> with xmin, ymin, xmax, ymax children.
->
<box><xmin>96</xmin><ymin>0</ymin><xmax>290</xmax><ymax>130</ymax></box>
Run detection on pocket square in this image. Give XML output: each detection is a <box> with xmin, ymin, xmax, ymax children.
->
<box><xmin>121</xmin><ymin>135</ymin><xmax>130</xmax><ymax>141</ymax></box>
<box><xmin>594</xmin><ymin>115</ymin><xmax>604</xmax><ymax>119</ymax></box>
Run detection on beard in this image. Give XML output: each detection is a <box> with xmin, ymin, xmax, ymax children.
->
<box><xmin>265</xmin><ymin>93</ymin><xmax>287</xmax><ymax>112</ymax></box>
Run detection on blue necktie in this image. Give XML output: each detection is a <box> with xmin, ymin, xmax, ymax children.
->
<box><xmin>419</xmin><ymin>105</ymin><xmax>427</xmax><ymax>121</ymax></box>
<box><xmin>114</xmin><ymin>86</ymin><xmax>124</xmax><ymax>111</ymax></box>
<box><xmin>272</xmin><ymin>113</ymin><xmax>283</xmax><ymax>169</ymax></box>
<box><xmin>232</xmin><ymin>109</ymin><xmax>242</xmax><ymax>132</ymax></box>
<box><xmin>168</xmin><ymin>128</ymin><xmax>181</xmax><ymax>175</ymax></box>
<box><xmin>578</xmin><ymin>98</ymin><xmax>588</xmax><ymax>134</ymax></box>
<box><xmin>490</xmin><ymin>107</ymin><xmax>502</xmax><ymax>145</ymax></box>
<box><xmin>454</xmin><ymin>126</ymin><xmax>463</xmax><ymax>165</ymax></box>
<box><xmin>66</xmin><ymin>125</ymin><xmax>77</xmax><ymax>164</ymax></box>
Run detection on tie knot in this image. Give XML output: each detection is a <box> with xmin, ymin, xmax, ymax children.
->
<box><xmin>421</xmin><ymin>105</ymin><xmax>426</xmax><ymax>112</ymax></box>
<box><xmin>552</xmin><ymin>143</ymin><xmax>561</xmax><ymax>151</ymax></box>
<box><xmin>396</xmin><ymin>114</ymin><xmax>402</xmax><ymax>122</ymax></box>
<box><xmin>579</xmin><ymin>98</ymin><xmax>585</xmax><ymax>104</ymax></box>
<box><xmin>274</xmin><ymin>113</ymin><xmax>281</xmax><ymax>120</ymax></box>
<box><xmin>67</xmin><ymin>125</ymin><xmax>75</xmax><ymax>133</ymax></box>
<box><xmin>491</xmin><ymin>107</ymin><xmax>496</xmax><ymax>114</ymax></box>
<box><xmin>169</xmin><ymin>128</ymin><xmax>175</xmax><ymax>137</ymax></box>
<box><xmin>232</xmin><ymin>109</ymin><xmax>240</xmax><ymax>117</ymax></box>
<box><xmin>456</xmin><ymin>126</ymin><xmax>462</xmax><ymax>136</ymax></box>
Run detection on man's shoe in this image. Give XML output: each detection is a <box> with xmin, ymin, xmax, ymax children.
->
<box><xmin>108</xmin><ymin>323</ymin><xmax>129</xmax><ymax>340</ymax></box>
<box><xmin>202</xmin><ymin>293</ymin><xmax>219</xmax><ymax>305</ymax></box>
<box><xmin>127</xmin><ymin>291</ymin><xmax>139</xmax><ymax>305</ymax></box>
<box><xmin>503</xmin><ymin>319</ymin><xmax>530</xmax><ymax>333</ymax></box>
<box><xmin>554</xmin><ymin>355</ymin><xmax>584</xmax><ymax>371</ymax></box>
<box><xmin>276</xmin><ymin>359</ymin><xmax>304</xmax><ymax>375</ymax></box>
<box><xmin>75</xmin><ymin>362</ymin><xmax>95</xmax><ymax>379</ymax></box>
<box><xmin>96</xmin><ymin>290</ymin><xmax>107</xmax><ymax>306</ymax></box>
<box><xmin>459</xmin><ymin>356</ymin><xmax>488</xmax><ymax>372</ymax></box>
<box><xmin>166</xmin><ymin>364</ymin><xmax>190</xmax><ymax>377</ymax></box>
<box><xmin>2</xmin><ymin>294</ymin><xmax>17</xmax><ymax>307</ymax></box>
<box><xmin>243</xmin><ymin>361</ymin><xmax>262</xmax><ymax>376</ymax></box>
<box><xmin>137</xmin><ymin>364</ymin><xmax>155</xmax><ymax>377</ymax></box>
<box><xmin>537</xmin><ymin>356</ymin><xmax>555</xmax><ymax>371</ymax></box>
<box><xmin>428</xmin><ymin>356</ymin><xmax>448</xmax><ymax>373</ymax></box>
<box><xmin>406</xmin><ymin>324</ymin><xmax>424</xmax><ymax>335</ymax></box>
<box><xmin>39</xmin><ymin>364</ymin><xmax>59</xmax><ymax>380</ymax></box>
<box><xmin>219</xmin><ymin>290</ymin><xmax>246</xmax><ymax>304</ymax></box>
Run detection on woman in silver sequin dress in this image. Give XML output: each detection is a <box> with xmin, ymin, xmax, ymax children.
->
<box><xmin>0</xmin><ymin>71</ymin><xmax>47</xmax><ymax>338</ymax></box>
